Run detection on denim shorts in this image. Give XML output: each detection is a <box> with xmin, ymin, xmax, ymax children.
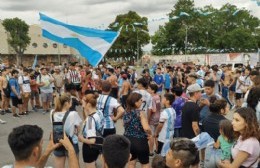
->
<box><xmin>53</xmin><ymin>143</ymin><xmax>79</xmax><ymax>157</ymax></box>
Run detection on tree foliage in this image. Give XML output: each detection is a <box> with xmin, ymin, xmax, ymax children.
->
<box><xmin>107</xmin><ymin>11</ymin><xmax>150</xmax><ymax>62</ymax></box>
<box><xmin>151</xmin><ymin>0</ymin><xmax>260</xmax><ymax>55</ymax></box>
<box><xmin>2</xmin><ymin>17</ymin><xmax>31</xmax><ymax>65</ymax></box>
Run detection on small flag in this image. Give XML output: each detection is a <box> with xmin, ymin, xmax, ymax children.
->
<box><xmin>179</xmin><ymin>12</ymin><xmax>190</xmax><ymax>17</ymax></box>
<box><xmin>39</xmin><ymin>13</ymin><xmax>120</xmax><ymax>67</ymax></box>
<box><xmin>233</xmin><ymin>10</ymin><xmax>240</xmax><ymax>16</ymax></box>
<box><xmin>32</xmin><ymin>55</ymin><xmax>38</xmax><ymax>69</ymax></box>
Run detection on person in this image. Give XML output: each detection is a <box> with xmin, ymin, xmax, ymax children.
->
<box><xmin>30</xmin><ymin>69</ymin><xmax>41</xmax><ymax>111</ymax></box>
<box><xmin>102</xmin><ymin>134</ymin><xmax>131</xmax><ymax>168</ymax></box>
<box><xmin>119</xmin><ymin>73</ymin><xmax>132</xmax><ymax>109</ymax></box>
<box><xmin>37</xmin><ymin>67</ymin><xmax>54</xmax><ymax>114</ymax></box>
<box><xmin>152</xmin><ymin>155</ymin><xmax>168</xmax><ymax>168</ymax></box>
<box><xmin>9</xmin><ymin>69</ymin><xmax>23</xmax><ymax>117</ymax></box>
<box><xmin>202</xmin><ymin>99</ymin><xmax>228</xmax><ymax>142</ymax></box>
<box><xmin>213</xmin><ymin>120</ymin><xmax>235</xmax><ymax>162</ymax></box>
<box><xmin>96</xmin><ymin>80</ymin><xmax>124</xmax><ymax>137</ymax></box>
<box><xmin>164</xmin><ymin>66</ymin><xmax>172</xmax><ymax>93</ymax></box>
<box><xmin>234</xmin><ymin>70</ymin><xmax>244</xmax><ymax>108</ymax></box>
<box><xmin>79</xmin><ymin>93</ymin><xmax>104</xmax><ymax>168</ymax></box>
<box><xmin>82</xmin><ymin>70</ymin><xmax>95</xmax><ymax>95</ymax></box>
<box><xmin>153</xmin><ymin>67</ymin><xmax>164</xmax><ymax>95</ymax></box>
<box><xmin>107</xmin><ymin>68</ymin><xmax>119</xmax><ymax>99</ymax></box>
<box><xmin>0</xmin><ymin>68</ymin><xmax>11</xmax><ymax>115</ymax></box>
<box><xmin>220</xmin><ymin>65</ymin><xmax>233</xmax><ymax>107</ymax></box>
<box><xmin>181</xmin><ymin>83</ymin><xmax>203</xmax><ymax>139</ymax></box>
<box><xmin>3</xmin><ymin>124</ymin><xmax>79</xmax><ymax>168</ymax></box>
<box><xmin>50</xmin><ymin>92</ymin><xmax>82</xmax><ymax>168</ymax></box>
<box><xmin>246</xmin><ymin>86</ymin><xmax>260</xmax><ymax>124</ymax></box>
<box><xmin>123</xmin><ymin>92</ymin><xmax>152</xmax><ymax>168</ymax></box>
<box><xmin>165</xmin><ymin>138</ymin><xmax>199</xmax><ymax>168</ymax></box>
<box><xmin>66</xmin><ymin>62</ymin><xmax>82</xmax><ymax>97</ymax></box>
<box><xmin>147</xmin><ymin>83</ymin><xmax>161</xmax><ymax>156</ymax></box>
<box><xmin>154</xmin><ymin>93</ymin><xmax>176</xmax><ymax>156</ymax></box>
<box><xmin>171</xmin><ymin>86</ymin><xmax>186</xmax><ymax>138</ymax></box>
<box><xmin>52</xmin><ymin>66</ymin><xmax>65</xmax><ymax>95</ymax></box>
<box><xmin>219</xmin><ymin>107</ymin><xmax>260</xmax><ymax>168</ymax></box>
<box><xmin>18</xmin><ymin>68</ymin><xmax>31</xmax><ymax>114</ymax></box>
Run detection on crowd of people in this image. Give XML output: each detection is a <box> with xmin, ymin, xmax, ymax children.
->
<box><xmin>0</xmin><ymin>61</ymin><xmax>259</xmax><ymax>168</ymax></box>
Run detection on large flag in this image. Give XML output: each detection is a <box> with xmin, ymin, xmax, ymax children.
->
<box><xmin>39</xmin><ymin>13</ymin><xmax>120</xmax><ymax>67</ymax></box>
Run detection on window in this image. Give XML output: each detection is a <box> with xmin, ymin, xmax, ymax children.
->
<box><xmin>53</xmin><ymin>43</ymin><xmax>57</xmax><ymax>48</ymax></box>
<box><xmin>32</xmin><ymin>43</ymin><xmax>37</xmax><ymax>48</ymax></box>
<box><xmin>43</xmin><ymin>43</ymin><xmax>48</xmax><ymax>48</ymax></box>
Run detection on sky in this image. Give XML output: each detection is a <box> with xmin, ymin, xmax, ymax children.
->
<box><xmin>0</xmin><ymin>0</ymin><xmax>259</xmax><ymax>51</ymax></box>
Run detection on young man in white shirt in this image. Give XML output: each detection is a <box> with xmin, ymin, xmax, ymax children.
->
<box><xmin>18</xmin><ymin>68</ymin><xmax>31</xmax><ymax>114</ymax></box>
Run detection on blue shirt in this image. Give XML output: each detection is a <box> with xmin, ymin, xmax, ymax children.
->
<box><xmin>164</xmin><ymin>73</ymin><xmax>171</xmax><ymax>89</ymax></box>
<box><xmin>172</xmin><ymin>97</ymin><xmax>186</xmax><ymax>128</ymax></box>
<box><xmin>154</xmin><ymin>74</ymin><xmax>164</xmax><ymax>91</ymax></box>
<box><xmin>9</xmin><ymin>78</ymin><xmax>20</xmax><ymax>97</ymax></box>
<box><xmin>123</xmin><ymin>110</ymin><xmax>147</xmax><ymax>139</ymax></box>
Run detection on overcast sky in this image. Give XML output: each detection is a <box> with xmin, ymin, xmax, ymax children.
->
<box><xmin>0</xmin><ymin>0</ymin><xmax>259</xmax><ymax>51</ymax></box>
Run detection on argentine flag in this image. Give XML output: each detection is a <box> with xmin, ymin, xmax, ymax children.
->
<box><xmin>39</xmin><ymin>13</ymin><xmax>120</xmax><ymax>67</ymax></box>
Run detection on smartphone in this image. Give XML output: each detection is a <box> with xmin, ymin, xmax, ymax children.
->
<box><xmin>53</xmin><ymin>122</ymin><xmax>64</xmax><ymax>143</ymax></box>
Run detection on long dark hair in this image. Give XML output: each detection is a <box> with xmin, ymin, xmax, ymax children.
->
<box><xmin>209</xmin><ymin>99</ymin><xmax>227</xmax><ymax>114</ymax></box>
<box><xmin>234</xmin><ymin>107</ymin><xmax>260</xmax><ymax>141</ymax></box>
<box><xmin>126</xmin><ymin>92</ymin><xmax>142</xmax><ymax>112</ymax></box>
<box><xmin>247</xmin><ymin>86</ymin><xmax>260</xmax><ymax>111</ymax></box>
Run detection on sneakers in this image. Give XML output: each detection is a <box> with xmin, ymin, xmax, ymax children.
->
<box><xmin>0</xmin><ymin>119</ymin><xmax>6</xmax><ymax>124</ymax></box>
<box><xmin>1</xmin><ymin>110</ymin><xmax>5</xmax><ymax>115</ymax></box>
<box><xmin>5</xmin><ymin>109</ymin><xmax>12</xmax><ymax>113</ymax></box>
<box><xmin>32</xmin><ymin>107</ymin><xmax>37</xmax><ymax>112</ymax></box>
<box><xmin>13</xmin><ymin>114</ymin><xmax>20</xmax><ymax>118</ymax></box>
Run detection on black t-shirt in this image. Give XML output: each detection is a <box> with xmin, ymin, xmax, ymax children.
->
<box><xmin>202</xmin><ymin>113</ymin><xmax>226</xmax><ymax>142</ymax></box>
<box><xmin>181</xmin><ymin>101</ymin><xmax>200</xmax><ymax>139</ymax></box>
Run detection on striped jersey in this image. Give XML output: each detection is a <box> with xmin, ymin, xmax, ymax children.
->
<box><xmin>66</xmin><ymin>70</ymin><xmax>81</xmax><ymax>84</ymax></box>
<box><xmin>133</xmin><ymin>89</ymin><xmax>152</xmax><ymax>117</ymax></box>
<box><xmin>158</xmin><ymin>107</ymin><xmax>176</xmax><ymax>143</ymax></box>
<box><xmin>97</xmin><ymin>94</ymin><xmax>120</xmax><ymax>129</ymax></box>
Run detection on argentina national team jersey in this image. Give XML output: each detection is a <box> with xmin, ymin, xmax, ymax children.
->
<box><xmin>133</xmin><ymin>89</ymin><xmax>152</xmax><ymax>117</ymax></box>
<box><xmin>67</xmin><ymin>70</ymin><xmax>81</xmax><ymax>84</ymax></box>
<box><xmin>97</xmin><ymin>94</ymin><xmax>120</xmax><ymax>129</ymax></box>
<box><xmin>158</xmin><ymin>107</ymin><xmax>176</xmax><ymax>143</ymax></box>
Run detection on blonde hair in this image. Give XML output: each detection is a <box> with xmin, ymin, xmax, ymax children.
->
<box><xmin>54</xmin><ymin>93</ymin><xmax>71</xmax><ymax>112</ymax></box>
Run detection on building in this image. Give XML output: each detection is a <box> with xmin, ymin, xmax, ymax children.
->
<box><xmin>0</xmin><ymin>21</ymin><xmax>86</xmax><ymax>67</ymax></box>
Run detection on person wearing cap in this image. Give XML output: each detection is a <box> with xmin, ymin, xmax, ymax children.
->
<box><xmin>181</xmin><ymin>83</ymin><xmax>203</xmax><ymax>139</ymax></box>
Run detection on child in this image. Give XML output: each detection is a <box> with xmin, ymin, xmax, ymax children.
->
<box><xmin>147</xmin><ymin>83</ymin><xmax>161</xmax><ymax>156</ymax></box>
<box><xmin>213</xmin><ymin>119</ymin><xmax>235</xmax><ymax>162</ymax></box>
<box><xmin>154</xmin><ymin>93</ymin><xmax>176</xmax><ymax>156</ymax></box>
<box><xmin>152</xmin><ymin>155</ymin><xmax>168</xmax><ymax>168</ymax></box>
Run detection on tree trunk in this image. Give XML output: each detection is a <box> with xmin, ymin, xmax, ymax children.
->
<box><xmin>16</xmin><ymin>53</ymin><xmax>22</xmax><ymax>66</ymax></box>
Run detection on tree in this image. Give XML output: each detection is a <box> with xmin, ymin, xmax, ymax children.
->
<box><xmin>107</xmin><ymin>11</ymin><xmax>150</xmax><ymax>63</ymax></box>
<box><xmin>2</xmin><ymin>18</ymin><xmax>31</xmax><ymax>66</ymax></box>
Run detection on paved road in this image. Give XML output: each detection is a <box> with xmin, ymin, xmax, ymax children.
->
<box><xmin>0</xmin><ymin>104</ymin><xmax>234</xmax><ymax>168</ymax></box>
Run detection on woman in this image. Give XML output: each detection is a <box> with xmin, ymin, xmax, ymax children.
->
<box><xmin>246</xmin><ymin>86</ymin><xmax>260</xmax><ymax>124</ymax></box>
<box><xmin>79</xmin><ymin>93</ymin><xmax>104</xmax><ymax>168</ymax></box>
<box><xmin>203</xmin><ymin>99</ymin><xmax>229</xmax><ymax>141</ymax></box>
<box><xmin>82</xmin><ymin>71</ymin><xmax>95</xmax><ymax>94</ymax></box>
<box><xmin>123</xmin><ymin>92</ymin><xmax>152</xmax><ymax>168</ymax></box>
<box><xmin>51</xmin><ymin>93</ymin><xmax>82</xmax><ymax>168</ymax></box>
<box><xmin>219</xmin><ymin>107</ymin><xmax>260</xmax><ymax>168</ymax></box>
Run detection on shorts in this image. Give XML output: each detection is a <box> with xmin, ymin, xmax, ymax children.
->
<box><xmin>53</xmin><ymin>143</ymin><xmax>79</xmax><ymax>157</ymax></box>
<box><xmin>11</xmin><ymin>97</ymin><xmax>23</xmax><ymax>108</ymax></box>
<box><xmin>22</xmin><ymin>92</ymin><xmax>31</xmax><ymax>100</ymax></box>
<box><xmin>103</xmin><ymin>128</ymin><xmax>116</xmax><ymax>138</ymax></box>
<box><xmin>30</xmin><ymin>90</ymin><xmax>39</xmax><ymax>99</ymax></box>
<box><xmin>73</xmin><ymin>83</ymin><xmax>82</xmax><ymax>91</ymax></box>
<box><xmin>150</xmin><ymin>125</ymin><xmax>158</xmax><ymax>135</ymax></box>
<box><xmin>235</xmin><ymin>93</ymin><xmax>243</xmax><ymax>100</ymax></box>
<box><xmin>82</xmin><ymin>143</ymin><xmax>100</xmax><ymax>163</ymax></box>
<box><xmin>229</xmin><ymin>85</ymin><xmax>236</xmax><ymax>92</ymax></box>
<box><xmin>41</xmin><ymin>93</ymin><xmax>53</xmax><ymax>103</ymax></box>
<box><xmin>157</xmin><ymin>141</ymin><xmax>164</xmax><ymax>154</ymax></box>
<box><xmin>126</xmin><ymin>136</ymin><xmax>149</xmax><ymax>164</ymax></box>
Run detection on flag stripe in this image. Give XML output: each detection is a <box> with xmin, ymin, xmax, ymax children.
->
<box><xmin>39</xmin><ymin>13</ymin><xmax>120</xmax><ymax>67</ymax></box>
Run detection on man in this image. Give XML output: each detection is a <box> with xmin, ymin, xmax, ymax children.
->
<box><xmin>220</xmin><ymin>65</ymin><xmax>233</xmax><ymax>107</ymax></box>
<box><xmin>97</xmin><ymin>81</ymin><xmax>124</xmax><ymax>137</ymax></box>
<box><xmin>134</xmin><ymin>78</ymin><xmax>153</xmax><ymax>118</ymax></box>
<box><xmin>0</xmin><ymin>68</ymin><xmax>11</xmax><ymax>115</ymax></box>
<box><xmin>181</xmin><ymin>83</ymin><xmax>203</xmax><ymax>139</ymax></box>
<box><xmin>102</xmin><ymin>135</ymin><xmax>131</xmax><ymax>168</ymax></box>
<box><xmin>52</xmin><ymin>66</ymin><xmax>64</xmax><ymax>95</ymax></box>
<box><xmin>153</xmin><ymin>67</ymin><xmax>164</xmax><ymax>95</ymax></box>
<box><xmin>200</xmin><ymin>80</ymin><xmax>222</xmax><ymax>124</ymax></box>
<box><xmin>3</xmin><ymin>125</ymin><xmax>79</xmax><ymax>168</ymax></box>
<box><xmin>66</xmin><ymin>62</ymin><xmax>81</xmax><ymax>96</ymax></box>
<box><xmin>107</xmin><ymin>68</ymin><xmax>118</xmax><ymax>99</ymax></box>
<box><xmin>9</xmin><ymin>69</ymin><xmax>23</xmax><ymax>117</ymax></box>
<box><xmin>186</xmin><ymin>73</ymin><xmax>198</xmax><ymax>86</ymax></box>
<box><xmin>37</xmin><ymin>68</ymin><xmax>54</xmax><ymax>114</ymax></box>
<box><xmin>18</xmin><ymin>68</ymin><xmax>31</xmax><ymax>114</ymax></box>
<box><xmin>166</xmin><ymin>138</ymin><xmax>199</xmax><ymax>168</ymax></box>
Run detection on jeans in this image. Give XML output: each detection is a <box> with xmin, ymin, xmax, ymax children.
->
<box><xmin>222</xmin><ymin>86</ymin><xmax>233</xmax><ymax>107</ymax></box>
<box><xmin>204</xmin><ymin>145</ymin><xmax>221</xmax><ymax>168</ymax></box>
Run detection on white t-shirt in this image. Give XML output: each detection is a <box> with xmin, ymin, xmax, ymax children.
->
<box><xmin>82</xmin><ymin>111</ymin><xmax>104</xmax><ymax>138</ymax></box>
<box><xmin>235</xmin><ymin>75</ymin><xmax>245</xmax><ymax>94</ymax></box>
<box><xmin>50</xmin><ymin>110</ymin><xmax>82</xmax><ymax>138</ymax></box>
<box><xmin>232</xmin><ymin>136</ymin><xmax>260</xmax><ymax>168</ymax></box>
<box><xmin>18</xmin><ymin>75</ymin><xmax>31</xmax><ymax>93</ymax></box>
<box><xmin>37</xmin><ymin>74</ymin><xmax>54</xmax><ymax>93</ymax></box>
<box><xmin>158</xmin><ymin>107</ymin><xmax>176</xmax><ymax>143</ymax></box>
<box><xmin>133</xmin><ymin>89</ymin><xmax>153</xmax><ymax>117</ymax></box>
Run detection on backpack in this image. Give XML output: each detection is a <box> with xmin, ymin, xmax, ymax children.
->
<box><xmin>88</xmin><ymin>111</ymin><xmax>104</xmax><ymax>137</ymax></box>
<box><xmin>3</xmin><ymin>80</ymin><xmax>11</xmax><ymax>98</ymax></box>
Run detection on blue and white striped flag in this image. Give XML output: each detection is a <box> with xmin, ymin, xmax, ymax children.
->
<box><xmin>39</xmin><ymin>13</ymin><xmax>120</xmax><ymax>67</ymax></box>
<box><xmin>32</xmin><ymin>55</ymin><xmax>38</xmax><ymax>69</ymax></box>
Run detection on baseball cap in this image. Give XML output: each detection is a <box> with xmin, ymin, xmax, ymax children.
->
<box><xmin>187</xmin><ymin>83</ymin><xmax>204</xmax><ymax>93</ymax></box>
